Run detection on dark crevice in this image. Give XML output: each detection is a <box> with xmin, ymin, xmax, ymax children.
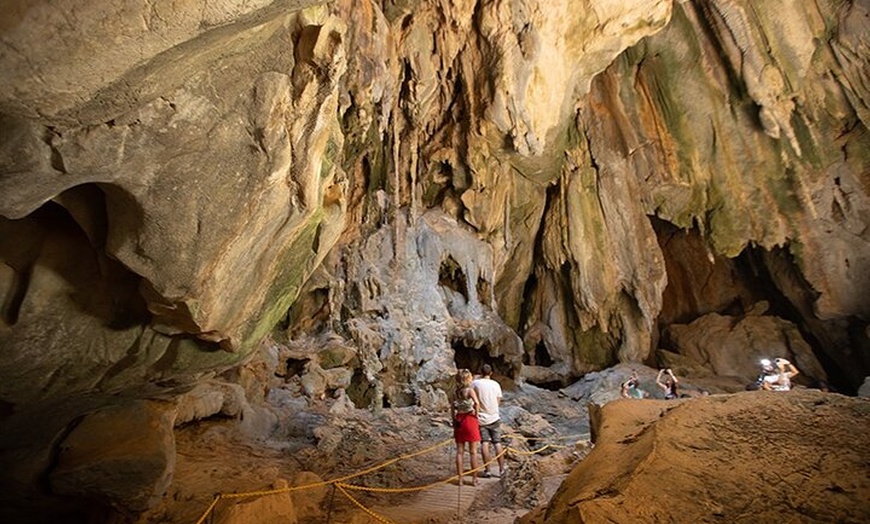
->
<box><xmin>1</xmin><ymin>264</ymin><xmax>29</xmax><ymax>326</ymax></box>
<box><xmin>534</xmin><ymin>340</ymin><xmax>554</xmax><ymax>367</ymax></box>
<box><xmin>346</xmin><ymin>370</ymin><xmax>376</xmax><ymax>409</ymax></box>
<box><xmin>534</xmin><ymin>379</ymin><xmax>571</xmax><ymax>391</ymax></box>
<box><xmin>517</xmin><ymin>270</ymin><xmax>537</xmax><ymax>339</ymax></box>
<box><xmin>476</xmin><ymin>276</ymin><xmax>491</xmax><ymax>308</ymax></box>
<box><xmin>439</xmin><ymin>255</ymin><xmax>468</xmax><ymax>301</ymax></box>
<box><xmin>285</xmin><ymin>286</ymin><xmax>330</xmax><ymax>338</ymax></box>
<box><xmin>282</xmin><ymin>357</ymin><xmax>310</xmax><ymax>378</ymax></box>
<box><xmin>653</xmin><ymin>212</ymin><xmax>857</xmax><ymax>393</ymax></box>
<box><xmin>517</xmin><ymin>181</ymin><xmax>558</xmax><ymax>343</ymax></box>
<box><xmin>174</xmin><ymin>411</ymin><xmax>239</xmax><ymax>428</ymax></box>
<box><xmin>452</xmin><ymin>340</ymin><xmax>510</xmax><ymax>383</ymax></box>
<box><xmin>735</xmin><ymin>246</ymin><xmax>857</xmax><ymax>393</ymax></box>
<box><xmin>518</xmin><ymin>180</ymin><xmax>589</xmax><ymax>381</ymax></box>
<box><xmin>44</xmin><ymin>127</ymin><xmax>67</xmax><ymax>173</ymax></box>
<box><xmin>41</xmin><ymin>413</ymin><xmax>86</xmax><ymax>496</ymax></box>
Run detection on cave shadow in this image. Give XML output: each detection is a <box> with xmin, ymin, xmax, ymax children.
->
<box><xmin>452</xmin><ymin>340</ymin><xmax>515</xmax><ymax>389</ymax></box>
<box><xmin>0</xmin><ymin>183</ymin><xmax>149</xmax><ymax>331</ymax></box>
<box><xmin>651</xmin><ymin>216</ymin><xmax>862</xmax><ymax>393</ymax></box>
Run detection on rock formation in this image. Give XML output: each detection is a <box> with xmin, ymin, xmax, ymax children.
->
<box><xmin>0</xmin><ymin>0</ymin><xmax>868</xmax><ymax>521</ymax></box>
<box><xmin>520</xmin><ymin>389</ymin><xmax>870</xmax><ymax>524</ymax></box>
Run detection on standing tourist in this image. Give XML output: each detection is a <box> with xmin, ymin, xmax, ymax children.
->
<box><xmin>451</xmin><ymin>369</ymin><xmax>481</xmax><ymax>486</ymax></box>
<box><xmin>472</xmin><ymin>364</ymin><xmax>507</xmax><ymax>477</ymax></box>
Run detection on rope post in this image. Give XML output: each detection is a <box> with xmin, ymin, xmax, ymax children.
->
<box><xmin>456</xmin><ymin>476</ymin><xmax>461</xmax><ymax>521</ymax></box>
<box><xmin>325</xmin><ymin>483</ymin><xmax>337</xmax><ymax>524</ymax></box>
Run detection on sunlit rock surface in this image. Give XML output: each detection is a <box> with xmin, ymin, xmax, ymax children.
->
<box><xmin>520</xmin><ymin>390</ymin><xmax>870</xmax><ymax>524</ymax></box>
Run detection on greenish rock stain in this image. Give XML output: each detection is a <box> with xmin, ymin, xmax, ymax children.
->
<box><xmin>788</xmin><ymin>111</ymin><xmax>824</xmax><ymax>170</ymax></box>
<box><xmin>573</xmin><ymin>325</ymin><xmax>619</xmax><ymax>369</ymax></box>
<box><xmin>341</xmin><ymin>107</ymin><xmax>387</xmax><ymax>193</ymax></box>
<box><xmin>161</xmin><ymin>336</ymin><xmax>250</xmax><ymax>376</ymax></box>
<box><xmin>321</xmin><ymin>135</ymin><xmax>339</xmax><ymax>179</ymax></box>
<box><xmin>243</xmin><ymin>214</ymin><xmax>324</xmax><ymax>351</ymax></box>
<box><xmin>704</xmin><ymin>191</ymin><xmax>752</xmax><ymax>258</ymax></box>
<box><xmin>767</xmin><ymin>166</ymin><xmax>803</xmax><ymax>217</ymax></box>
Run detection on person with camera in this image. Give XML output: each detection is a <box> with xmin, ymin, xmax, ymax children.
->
<box><xmin>620</xmin><ymin>371</ymin><xmax>648</xmax><ymax>399</ymax></box>
<box><xmin>656</xmin><ymin>368</ymin><xmax>680</xmax><ymax>399</ymax></box>
<box><xmin>761</xmin><ymin>357</ymin><xmax>800</xmax><ymax>391</ymax></box>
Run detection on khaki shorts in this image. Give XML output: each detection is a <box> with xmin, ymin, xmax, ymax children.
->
<box><xmin>479</xmin><ymin>420</ymin><xmax>502</xmax><ymax>444</ymax></box>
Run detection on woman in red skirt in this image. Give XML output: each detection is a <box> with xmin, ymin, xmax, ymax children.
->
<box><xmin>451</xmin><ymin>368</ymin><xmax>482</xmax><ymax>486</ymax></box>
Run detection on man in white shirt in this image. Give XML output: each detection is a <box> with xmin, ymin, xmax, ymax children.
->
<box><xmin>472</xmin><ymin>364</ymin><xmax>506</xmax><ymax>477</ymax></box>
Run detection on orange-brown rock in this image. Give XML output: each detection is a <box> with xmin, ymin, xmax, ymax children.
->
<box><xmin>521</xmin><ymin>390</ymin><xmax>870</xmax><ymax>524</ymax></box>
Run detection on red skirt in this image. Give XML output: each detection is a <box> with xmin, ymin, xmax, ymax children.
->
<box><xmin>454</xmin><ymin>412</ymin><xmax>481</xmax><ymax>443</ymax></box>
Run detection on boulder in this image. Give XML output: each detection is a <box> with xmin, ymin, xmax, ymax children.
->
<box><xmin>665</xmin><ymin>313</ymin><xmax>827</xmax><ymax>384</ymax></box>
<box><xmin>175</xmin><ymin>381</ymin><xmax>248</xmax><ymax>425</ymax></box>
<box><xmin>213</xmin><ymin>479</ymin><xmax>298</xmax><ymax>524</ymax></box>
<box><xmin>49</xmin><ymin>400</ymin><xmax>175</xmax><ymax>512</ymax></box>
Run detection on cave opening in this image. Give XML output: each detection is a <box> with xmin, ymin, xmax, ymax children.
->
<box><xmin>732</xmin><ymin>245</ymin><xmax>857</xmax><ymax>393</ymax></box>
<box><xmin>439</xmin><ymin>255</ymin><xmax>468</xmax><ymax>301</ymax></box>
<box><xmin>452</xmin><ymin>339</ymin><xmax>511</xmax><ymax>384</ymax></box>
<box><xmin>0</xmin><ymin>185</ymin><xmax>150</xmax><ymax>331</ymax></box>
<box><xmin>533</xmin><ymin>340</ymin><xmax>555</xmax><ymax>367</ymax></box>
<box><xmin>652</xmin><ymin>217</ymin><xmax>854</xmax><ymax>393</ymax></box>
<box><xmin>281</xmin><ymin>357</ymin><xmax>310</xmax><ymax>378</ymax></box>
<box><xmin>346</xmin><ymin>370</ymin><xmax>375</xmax><ymax>409</ymax></box>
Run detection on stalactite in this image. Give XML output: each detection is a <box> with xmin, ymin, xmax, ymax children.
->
<box><xmin>410</xmin><ymin>131</ymin><xmax>418</xmax><ymax>226</ymax></box>
<box><xmin>391</xmin><ymin>112</ymin><xmax>401</xmax><ymax>260</ymax></box>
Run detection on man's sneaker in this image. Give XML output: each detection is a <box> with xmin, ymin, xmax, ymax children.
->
<box><xmin>480</xmin><ymin>470</ymin><xmax>493</xmax><ymax>478</ymax></box>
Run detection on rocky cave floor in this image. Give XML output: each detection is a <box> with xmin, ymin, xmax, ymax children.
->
<box><xmin>141</xmin><ymin>381</ymin><xmax>595</xmax><ymax>524</ymax></box>
<box><xmin>136</xmin><ymin>370</ymin><xmax>868</xmax><ymax>524</ymax></box>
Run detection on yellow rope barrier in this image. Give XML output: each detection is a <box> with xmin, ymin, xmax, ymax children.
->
<box><xmin>193</xmin><ymin>496</ymin><xmax>221</xmax><ymax>524</ymax></box>
<box><xmin>504</xmin><ymin>432</ymin><xmax>590</xmax><ymax>442</ymax></box>
<box><xmin>337</xmin><ymin>476</ymin><xmax>455</xmax><ymax>493</ymax></box>
<box><xmin>336</xmin><ymin>483</ymin><xmax>396</xmax><ymax>524</ymax></box>
<box><xmin>338</xmin><ymin>447</ymin><xmax>509</xmax><ymax>493</ymax></box>
<box><xmin>194</xmin><ymin>438</ymin><xmax>453</xmax><ymax>523</ymax></box>
<box><xmin>506</xmin><ymin>444</ymin><xmax>560</xmax><ymax>455</ymax></box>
<box><xmin>193</xmin><ymin>433</ymin><xmax>568</xmax><ymax>523</ymax></box>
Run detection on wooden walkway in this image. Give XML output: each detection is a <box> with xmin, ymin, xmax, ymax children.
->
<box><xmin>373</xmin><ymin>476</ymin><xmax>501</xmax><ymax>523</ymax></box>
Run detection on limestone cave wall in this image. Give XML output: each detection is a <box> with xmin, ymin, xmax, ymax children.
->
<box><xmin>0</xmin><ymin>0</ymin><xmax>868</xmax><ymax>520</ymax></box>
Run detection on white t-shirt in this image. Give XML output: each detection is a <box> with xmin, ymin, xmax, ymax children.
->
<box><xmin>472</xmin><ymin>377</ymin><xmax>503</xmax><ymax>426</ymax></box>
